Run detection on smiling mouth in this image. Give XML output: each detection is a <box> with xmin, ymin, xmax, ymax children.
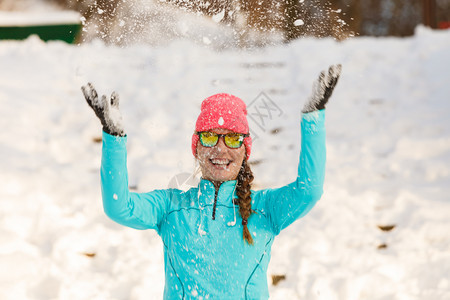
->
<box><xmin>210</xmin><ymin>158</ymin><xmax>231</xmax><ymax>169</ymax></box>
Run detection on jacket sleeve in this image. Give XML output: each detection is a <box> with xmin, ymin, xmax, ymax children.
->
<box><xmin>261</xmin><ymin>110</ymin><xmax>326</xmax><ymax>234</ymax></box>
<box><xmin>100</xmin><ymin>131</ymin><xmax>170</xmax><ymax>232</ymax></box>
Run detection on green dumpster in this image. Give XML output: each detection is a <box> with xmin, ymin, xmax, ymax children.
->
<box><xmin>0</xmin><ymin>11</ymin><xmax>82</xmax><ymax>44</ymax></box>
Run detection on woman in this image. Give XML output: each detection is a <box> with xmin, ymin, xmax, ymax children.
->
<box><xmin>82</xmin><ymin>64</ymin><xmax>341</xmax><ymax>299</ymax></box>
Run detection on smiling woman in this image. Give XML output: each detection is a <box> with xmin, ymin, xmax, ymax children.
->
<box><xmin>81</xmin><ymin>64</ymin><xmax>341</xmax><ymax>299</ymax></box>
<box><xmin>193</xmin><ymin>93</ymin><xmax>250</xmax><ymax>184</ymax></box>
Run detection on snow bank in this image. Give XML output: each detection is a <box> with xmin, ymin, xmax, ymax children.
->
<box><xmin>0</xmin><ymin>25</ymin><xmax>449</xmax><ymax>299</ymax></box>
<box><xmin>0</xmin><ymin>11</ymin><xmax>81</xmax><ymax>26</ymax></box>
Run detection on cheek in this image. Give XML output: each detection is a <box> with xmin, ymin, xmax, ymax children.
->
<box><xmin>196</xmin><ymin>146</ymin><xmax>213</xmax><ymax>173</ymax></box>
<box><xmin>195</xmin><ymin>141</ymin><xmax>204</xmax><ymax>159</ymax></box>
<box><xmin>229</xmin><ymin>161</ymin><xmax>242</xmax><ymax>176</ymax></box>
<box><xmin>196</xmin><ymin>153</ymin><xmax>208</xmax><ymax>169</ymax></box>
<box><xmin>234</xmin><ymin>147</ymin><xmax>246</xmax><ymax>163</ymax></box>
<box><xmin>231</xmin><ymin>149</ymin><xmax>246</xmax><ymax>171</ymax></box>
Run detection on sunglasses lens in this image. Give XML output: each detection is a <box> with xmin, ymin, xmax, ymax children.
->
<box><xmin>224</xmin><ymin>133</ymin><xmax>244</xmax><ymax>148</ymax></box>
<box><xmin>198</xmin><ymin>132</ymin><xmax>246</xmax><ymax>148</ymax></box>
<box><xmin>199</xmin><ymin>132</ymin><xmax>218</xmax><ymax>147</ymax></box>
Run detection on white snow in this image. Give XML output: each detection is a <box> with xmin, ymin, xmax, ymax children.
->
<box><xmin>294</xmin><ymin>19</ymin><xmax>305</xmax><ymax>26</ymax></box>
<box><xmin>0</xmin><ymin>11</ymin><xmax>81</xmax><ymax>26</ymax></box>
<box><xmin>0</xmin><ymin>24</ymin><xmax>449</xmax><ymax>300</ymax></box>
<box><xmin>212</xmin><ymin>10</ymin><xmax>225</xmax><ymax>23</ymax></box>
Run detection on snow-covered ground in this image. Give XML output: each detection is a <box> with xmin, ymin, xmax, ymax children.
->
<box><xmin>0</xmin><ymin>10</ymin><xmax>80</xmax><ymax>26</ymax></box>
<box><xmin>0</xmin><ymin>25</ymin><xmax>449</xmax><ymax>299</ymax></box>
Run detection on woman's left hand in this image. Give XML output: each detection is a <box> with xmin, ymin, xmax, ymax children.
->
<box><xmin>302</xmin><ymin>64</ymin><xmax>342</xmax><ymax>113</ymax></box>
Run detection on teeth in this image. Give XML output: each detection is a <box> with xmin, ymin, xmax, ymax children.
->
<box><xmin>211</xmin><ymin>159</ymin><xmax>230</xmax><ymax>165</ymax></box>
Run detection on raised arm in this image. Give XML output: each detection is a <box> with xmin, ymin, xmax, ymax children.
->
<box><xmin>82</xmin><ymin>83</ymin><xmax>169</xmax><ymax>232</ymax></box>
<box><xmin>260</xmin><ymin>64</ymin><xmax>342</xmax><ymax>234</ymax></box>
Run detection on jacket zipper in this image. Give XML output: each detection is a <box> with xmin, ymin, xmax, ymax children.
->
<box><xmin>212</xmin><ymin>189</ymin><xmax>218</xmax><ymax>220</ymax></box>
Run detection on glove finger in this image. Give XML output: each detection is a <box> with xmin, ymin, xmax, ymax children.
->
<box><xmin>326</xmin><ymin>75</ymin><xmax>338</xmax><ymax>91</ymax></box>
<box><xmin>322</xmin><ymin>64</ymin><xmax>342</xmax><ymax>100</ymax></box>
<box><xmin>88</xmin><ymin>82</ymin><xmax>98</xmax><ymax>99</ymax></box>
<box><xmin>318</xmin><ymin>70</ymin><xmax>326</xmax><ymax>85</ymax></box>
<box><xmin>110</xmin><ymin>91</ymin><xmax>120</xmax><ymax>108</ymax></box>
<box><xmin>81</xmin><ymin>83</ymin><xmax>97</xmax><ymax>108</ymax></box>
<box><xmin>326</xmin><ymin>64</ymin><xmax>342</xmax><ymax>87</ymax></box>
<box><xmin>82</xmin><ymin>83</ymin><xmax>105</xmax><ymax>115</ymax></box>
<box><xmin>101</xmin><ymin>94</ymin><xmax>109</xmax><ymax>112</ymax></box>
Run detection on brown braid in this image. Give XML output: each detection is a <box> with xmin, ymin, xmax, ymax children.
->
<box><xmin>235</xmin><ymin>159</ymin><xmax>254</xmax><ymax>245</ymax></box>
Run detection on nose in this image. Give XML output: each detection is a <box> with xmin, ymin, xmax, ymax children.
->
<box><xmin>214</xmin><ymin>135</ymin><xmax>227</xmax><ymax>152</ymax></box>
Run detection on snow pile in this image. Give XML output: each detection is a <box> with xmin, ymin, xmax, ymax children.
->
<box><xmin>0</xmin><ymin>11</ymin><xmax>81</xmax><ymax>26</ymax></box>
<box><xmin>0</xmin><ymin>26</ymin><xmax>449</xmax><ymax>299</ymax></box>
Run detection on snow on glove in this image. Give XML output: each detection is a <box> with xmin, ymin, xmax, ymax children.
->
<box><xmin>302</xmin><ymin>64</ymin><xmax>342</xmax><ymax>113</ymax></box>
<box><xmin>81</xmin><ymin>82</ymin><xmax>126</xmax><ymax>137</ymax></box>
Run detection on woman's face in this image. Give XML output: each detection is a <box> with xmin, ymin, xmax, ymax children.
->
<box><xmin>196</xmin><ymin>128</ymin><xmax>246</xmax><ymax>184</ymax></box>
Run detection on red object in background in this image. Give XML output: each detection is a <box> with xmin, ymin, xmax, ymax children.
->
<box><xmin>438</xmin><ymin>21</ymin><xmax>450</xmax><ymax>29</ymax></box>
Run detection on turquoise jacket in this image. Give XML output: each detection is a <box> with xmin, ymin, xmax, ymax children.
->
<box><xmin>100</xmin><ymin>110</ymin><xmax>326</xmax><ymax>299</ymax></box>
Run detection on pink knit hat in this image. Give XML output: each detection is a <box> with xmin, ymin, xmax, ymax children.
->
<box><xmin>192</xmin><ymin>93</ymin><xmax>252</xmax><ymax>159</ymax></box>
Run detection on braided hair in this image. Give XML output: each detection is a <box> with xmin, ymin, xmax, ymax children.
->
<box><xmin>235</xmin><ymin>159</ymin><xmax>254</xmax><ymax>245</ymax></box>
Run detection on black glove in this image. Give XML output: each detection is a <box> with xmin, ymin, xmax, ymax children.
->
<box><xmin>81</xmin><ymin>83</ymin><xmax>126</xmax><ymax>137</ymax></box>
<box><xmin>302</xmin><ymin>64</ymin><xmax>342</xmax><ymax>113</ymax></box>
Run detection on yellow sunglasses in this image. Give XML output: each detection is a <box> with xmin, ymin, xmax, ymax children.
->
<box><xmin>197</xmin><ymin>132</ymin><xmax>249</xmax><ymax>149</ymax></box>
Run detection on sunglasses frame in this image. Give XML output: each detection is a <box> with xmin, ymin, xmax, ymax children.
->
<box><xmin>196</xmin><ymin>131</ymin><xmax>249</xmax><ymax>149</ymax></box>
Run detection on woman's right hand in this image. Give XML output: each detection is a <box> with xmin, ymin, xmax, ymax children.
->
<box><xmin>81</xmin><ymin>83</ymin><xmax>126</xmax><ymax>137</ymax></box>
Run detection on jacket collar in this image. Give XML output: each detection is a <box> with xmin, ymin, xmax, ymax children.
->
<box><xmin>198</xmin><ymin>179</ymin><xmax>237</xmax><ymax>206</ymax></box>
